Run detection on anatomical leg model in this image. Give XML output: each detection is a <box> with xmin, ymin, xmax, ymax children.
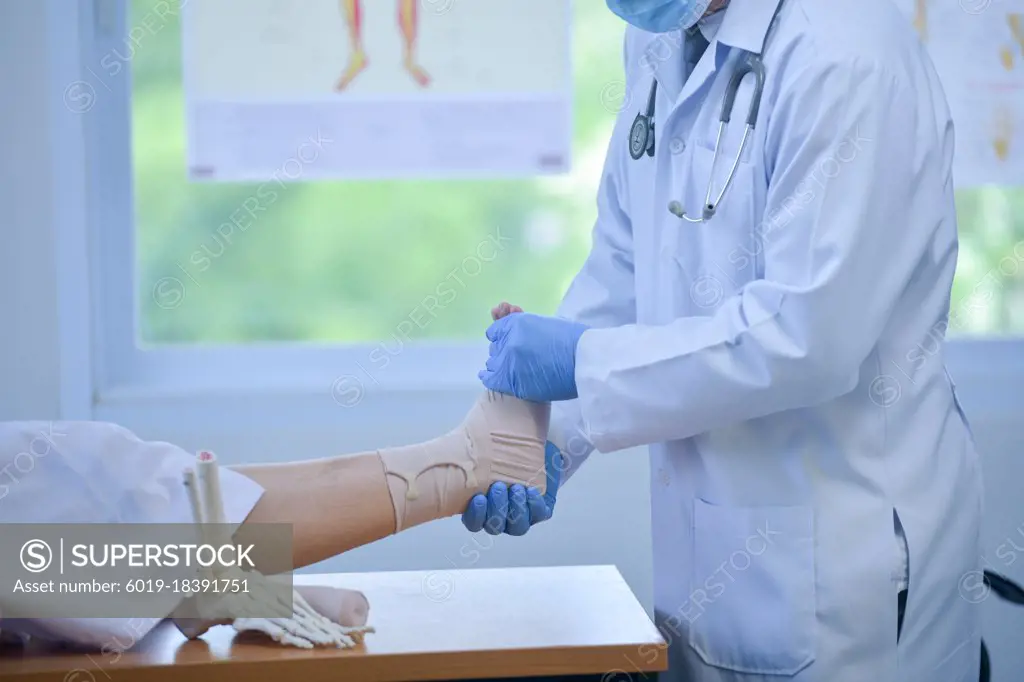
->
<box><xmin>176</xmin><ymin>453</ymin><xmax>375</xmax><ymax>649</ymax></box>
<box><xmin>177</xmin><ymin>391</ymin><xmax>549</xmax><ymax>647</ymax></box>
<box><xmin>334</xmin><ymin>0</ymin><xmax>431</xmax><ymax>91</ymax></box>
<box><xmin>236</xmin><ymin>390</ymin><xmax>549</xmax><ymax>566</ymax></box>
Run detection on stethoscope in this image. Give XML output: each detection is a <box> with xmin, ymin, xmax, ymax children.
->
<box><xmin>628</xmin><ymin>0</ymin><xmax>786</xmax><ymax>223</ymax></box>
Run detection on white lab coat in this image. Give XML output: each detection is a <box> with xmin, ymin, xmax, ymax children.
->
<box><xmin>550</xmin><ymin>0</ymin><xmax>983</xmax><ymax>679</ymax></box>
<box><xmin>0</xmin><ymin>421</ymin><xmax>264</xmax><ymax>647</ymax></box>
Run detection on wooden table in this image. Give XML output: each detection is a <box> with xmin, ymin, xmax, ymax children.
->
<box><xmin>0</xmin><ymin>565</ymin><xmax>666</xmax><ymax>682</ymax></box>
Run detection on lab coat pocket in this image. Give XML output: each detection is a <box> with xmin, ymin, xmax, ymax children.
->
<box><xmin>689</xmin><ymin>498</ymin><xmax>816</xmax><ymax>676</ymax></box>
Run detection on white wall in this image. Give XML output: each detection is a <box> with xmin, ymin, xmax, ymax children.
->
<box><xmin>0</xmin><ymin>1</ymin><xmax>62</xmax><ymax>421</ymax></box>
<box><xmin>2</xmin><ymin>2</ymin><xmax>1023</xmax><ymax>679</ymax></box>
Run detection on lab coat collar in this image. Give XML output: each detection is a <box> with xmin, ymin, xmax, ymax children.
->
<box><xmin>697</xmin><ymin>7</ymin><xmax>725</xmax><ymax>44</ymax></box>
<box><xmin>637</xmin><ymin>30</ymin><xmax>686</xmax><ymax>105</ymax></box>
<box><xmin>634</xmin><ymin>1</ymin><xmax>747</xmax><ymax>113</ymax></box>
<box><xmin>715</xmin><ymin>0</ymin><xmax>783</xmax><ymax>54</ymax></box>
<box><xmin>636</xmin><ymin>23</ymin><xmax>717</xmax><ymax>109</ymax></box>
<box><xmin>670</xmin><ymin>11</ymin><xmax>733</xmax><ymax>115</ymax></box>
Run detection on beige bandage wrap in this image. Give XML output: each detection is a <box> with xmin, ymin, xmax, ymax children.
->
<box><xmin>378</xmin><ymin>391</ymin><xmax>550</xmax><ymax>532</ymax></box>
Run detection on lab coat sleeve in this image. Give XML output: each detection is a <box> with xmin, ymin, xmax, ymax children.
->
<box><xmin>549</xmin><ymin>33</ymin><xmax>638</xmax><ymax>482</ymax></box>
<box><xmin>575</xmin><ymin>57</ymin><xmax>930</xmax><ymax>452</ymax></box>
<box><xmin>0</xmin><ymin>421</ymin><xmax>264</xmax><ymax>647</ymax></box>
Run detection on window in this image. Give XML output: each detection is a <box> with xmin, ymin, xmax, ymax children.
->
<box><xmin>948</xmin><ymin>188</ymin><xmax>1024</xmax><ymax>334</ymax></box>
<box><xmin>72</xmin><ymin>0</ymin><xmax>1024</xmax><ymax>407</ymax></box>
<box><xmin>130</xmin><ymin>0</ymin><xmax>623</xmax><ymax>345</ymax></box>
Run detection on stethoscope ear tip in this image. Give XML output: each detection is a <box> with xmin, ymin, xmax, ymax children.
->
<box><xmin>667</xmin><ymin>201</ymin><xmax>685</xmax><ymax>218</ymax></box>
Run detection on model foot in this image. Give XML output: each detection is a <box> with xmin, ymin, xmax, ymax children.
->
<box><xmin>172</xmin><ymin>585</ymin><xmax>370</xmax><ymax>639</ymax></box>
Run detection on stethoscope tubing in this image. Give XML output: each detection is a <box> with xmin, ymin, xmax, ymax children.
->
<box><xmin>627</xmin><ymin>1</ymin><xmax>786</xmax><ymax>221</ymax></box>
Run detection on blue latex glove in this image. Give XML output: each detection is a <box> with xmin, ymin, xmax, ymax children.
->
<box><xmin>478</xmin><ymin>313</ymin><xmax>589</xmax><ymax>402</ymax></box>
<box><xmin>462</xmin><ymin>441</ymin><xmax>562</xmax><ymax>536</ymax></box>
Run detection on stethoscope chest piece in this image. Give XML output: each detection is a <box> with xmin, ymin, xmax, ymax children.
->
<box><xmin>629</xmin><ymin>78</ymin><xmax>659</xmax><ymax>161</ymax></box>
<box><xmin>629</xmin><ymin>111</ymin><xmax>654</xmax><ymax>161</ymax></box>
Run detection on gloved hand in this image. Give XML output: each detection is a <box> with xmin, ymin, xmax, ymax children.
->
<box><xmin>478</xmin><ymin>313</ymin><xmax>589</xmax><ymax>402</ymax></box>
<box><xmin>462</xmin><ymin>441</ymin><xmax>562</xmax><ymax>535</ymax></box>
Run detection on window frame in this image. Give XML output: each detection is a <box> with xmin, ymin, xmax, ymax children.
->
<box><xmin>81</xmin><ymin>0</ymin><xmax>487</xmax><ymax>411</ymax></box>
<box><xmin>69</xmin><ymin>0</ymin><xmax>1024</xmax><ymax>421</ymax></box>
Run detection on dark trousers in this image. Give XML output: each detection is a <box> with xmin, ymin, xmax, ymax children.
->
<box><xmin>897</xmin><ymin>588</ymin><xmax>908</xmax><ymax>643</ymax></box>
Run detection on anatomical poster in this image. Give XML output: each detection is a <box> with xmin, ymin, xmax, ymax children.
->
<box><xmin>899</xmin><ymin>0</ymin><xmax>1024</xmax><ymax>187</ymax></box>
<box><xmin>182</xmin><ymin>0</ymin><xmax>572</xmax><ymax>181</ymax></box>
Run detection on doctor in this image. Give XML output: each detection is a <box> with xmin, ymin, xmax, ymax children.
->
<box><xmin>463</xmin><ymin>0</ymin><xmax>983</xmax><ymax>680</ymax></box>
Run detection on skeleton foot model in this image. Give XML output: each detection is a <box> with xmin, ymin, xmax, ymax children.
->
<box><xmin>378</xmin><ymin>391</ymin><xmax>550</xmax><ymax>531</ymax></box>
<box><xmin>230</xmin><ymin>586</ymin><xmax>371</xmax><ymax>649</ymax></box>
<box><xmin>178</xmin><ymin>452</ymin><xmax>374</xmax><ymax>649</ymax></box>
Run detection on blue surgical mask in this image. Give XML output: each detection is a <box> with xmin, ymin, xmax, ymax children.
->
<box><xmin>606</xmin><ymin>0</ymin><xmax>706</xmax><ymax>33</ymax></box>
